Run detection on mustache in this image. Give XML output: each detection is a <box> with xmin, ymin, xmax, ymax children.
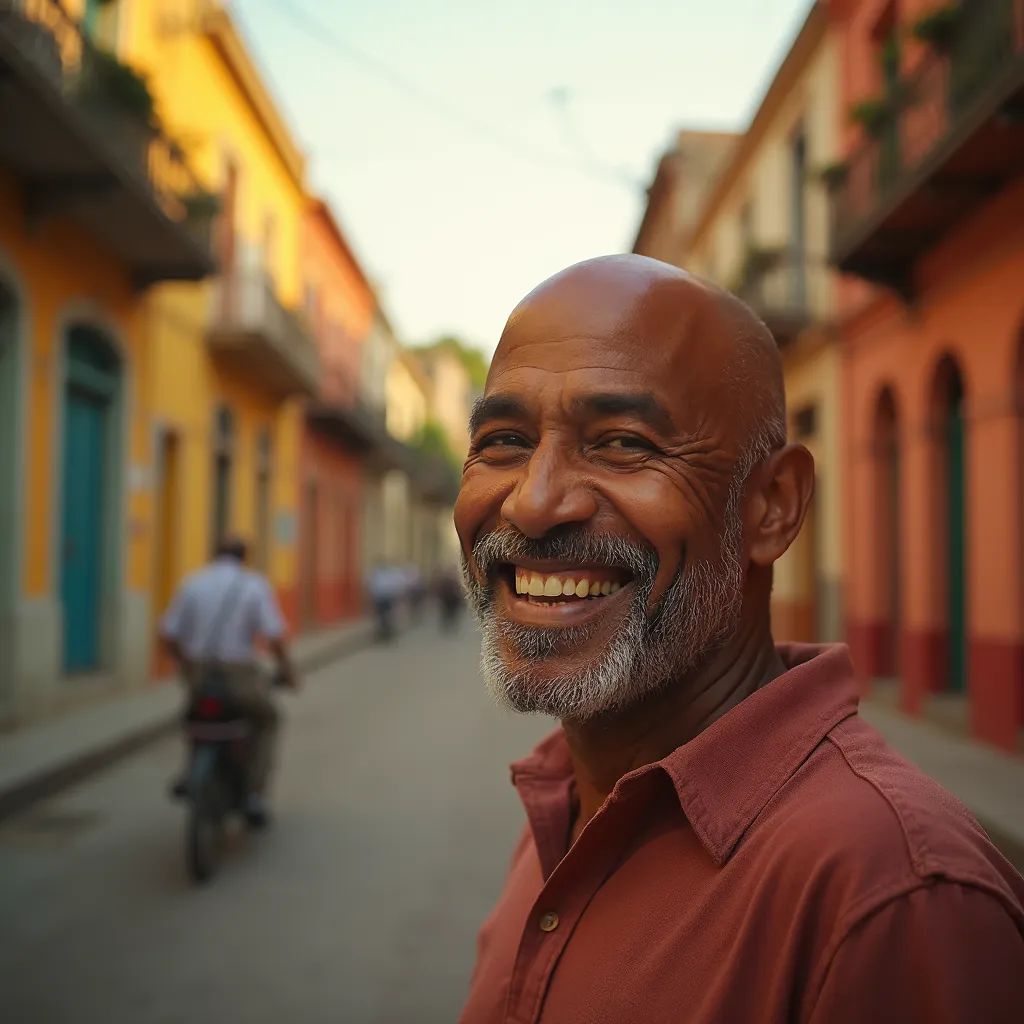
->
<box><xmin>471</xmin><ymin>525</ymin><xmax>658</xmax><ymax>582</ymax></box>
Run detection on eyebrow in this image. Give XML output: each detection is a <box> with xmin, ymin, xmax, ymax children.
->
<box><xmin>468</xmin><ymin>390</ymin><xmax>677</xmax><ymax>437</ymax></box>
<box><xmin>469</xmin><ymin>394</ymin><xmax>529</xmax><ymax>436</ymax></box>
<box><xmin>570</xmin><ymin>392</ymin><xmax>676</xmax><ymax>434</ymax></box>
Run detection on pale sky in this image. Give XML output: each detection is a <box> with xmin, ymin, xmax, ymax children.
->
<box><xmin>235</xmin><ymin>0</ymin><xmax>811</xmax><ymax>353</ymax></box>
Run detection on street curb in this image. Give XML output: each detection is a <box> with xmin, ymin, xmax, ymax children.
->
<box><xmin>0</xmin><ymin>625</ymin><xmax>376</xmax><ymax>823</ymax></box>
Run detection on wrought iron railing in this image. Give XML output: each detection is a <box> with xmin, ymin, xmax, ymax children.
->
<box><xmin>834</xmin><ymin>0</ymin><xmax>1024</xmax><ymax>247</ymax></box>
<box><xmin>217</xmin><ymin>268</ymin><xmax>320</xmax><ymax>381</ymax></box>
<box><xmin>734</xmin><ymin>250</ymin><xmax>831</xmax><ymax>333</ymax></box>
<box><xmin>0</xmin><ymin>0</ymin><xmax>217</xmax><ymax>248</ymax></box>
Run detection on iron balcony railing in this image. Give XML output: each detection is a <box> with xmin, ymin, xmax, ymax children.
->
<box><xmin>832</xmin><ymin>0</ymin><xmax>1024</xmax><ymax>259</ymax></box>
<box><xmin>210</xmin><ymin>268</ymin><xmax>321</xmax><ymax>394</ymax></box>
<box><xmin>0</xmin><ymin>0</ymin><xmax>217</xmax><ymax>260</ymax></box>
<box><xmin>734</xmin><ymin>250</ymin><xmax>828</xmax><ymax>344</ymax></box>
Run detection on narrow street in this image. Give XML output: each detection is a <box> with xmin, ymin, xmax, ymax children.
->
<box><xmin>0</xmin><ymin>624</ymin><xmax>549</xmax><ymax>1024</ymax></box>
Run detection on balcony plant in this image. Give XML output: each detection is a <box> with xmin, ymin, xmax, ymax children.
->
<box><xmin>76</xmin><ymin>48</ymin><xmax>156</xmax><ymax>127</ymax></box>
<box><xmin>181</xmin><ymin>189</ymin><xmax>221</xmax><ymax>248</ymax></box>
<box><xmin>74</xmin><ymin>47</ymin><xmax>159</xmax><ymax>175</ymax></box>
<box><xmin>816</xmin><ymin>160</ymin><xmax>849</xmax><ymax>191</ymax></box>
<box><xmin>911</xmin><ymin>5</ymin><xmax>962</xmax><ymax>53</ymax></box>
<box><xmin>182</xmin><ymin>189</ymin><xmax>221</xmax><ymax>222</ymax></box>
<box><xmin>849</xmin><ymin>96</ymin><xmax>892</xmax><ymax>137</ymax></box>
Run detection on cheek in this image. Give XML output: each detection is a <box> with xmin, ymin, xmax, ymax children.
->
<box><xmin>605</xmin><ymin>476</ymin><xmax>715</xmax><ymax>594</ymax></box>
<box><xmin>454</xmin><ymin>470</ymin><xmax>509</xmax><ymax>555</ymax></box>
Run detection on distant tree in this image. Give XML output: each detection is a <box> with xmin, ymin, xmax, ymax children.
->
<box><xmin>411</xmin><ymin>418</ymin><xmax>460</xmax><ymax>471</ymax></box>
<box><xmin>417</xmin><ymin>335</ymin><xmax>489</xmax><ymax>392</ymax></box>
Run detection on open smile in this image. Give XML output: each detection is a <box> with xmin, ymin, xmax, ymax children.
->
<box><xmin>494</xmin><ymin>560</ymin><xmax>635</xmax><ymax>626</ymax></box>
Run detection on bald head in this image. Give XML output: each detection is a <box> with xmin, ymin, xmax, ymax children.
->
<box><xmin>494</xmin><ymin>254</ymin><xmax>786</xmax><ymax>466</ymax></box>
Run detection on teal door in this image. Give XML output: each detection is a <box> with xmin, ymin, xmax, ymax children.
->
<box><xmin>61</xmin><ymin>330</ymin><xmax>119</xmax><ymax>674</ymax></box>
<box><xmin>946</xmin><ymin>407</ymin><xmax>967</xmax><ymax>692</ymax></box>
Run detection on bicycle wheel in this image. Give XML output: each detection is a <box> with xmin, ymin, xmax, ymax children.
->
<box><xmin>185</xmin><ymin>747</ymin><xmax>226</xmax><ymax>883</ymax></box>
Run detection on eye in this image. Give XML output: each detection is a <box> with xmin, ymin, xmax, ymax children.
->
<box><xmin>476</xmin><ymin>430</ymin><xmax>531</xmax><ymax>451</ymax></box>
<box><xmin>602</xmin><ymin>434</ymin><xmax>657</xmax><ymax>452</ymax></box>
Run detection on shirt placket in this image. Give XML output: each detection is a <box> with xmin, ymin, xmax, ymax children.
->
<box><xmin>503</xmin><ymin>776</ymin><xmax>654</xmax><ymax>1024</ymax></box>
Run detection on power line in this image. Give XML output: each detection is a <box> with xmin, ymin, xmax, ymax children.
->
<box><xmin>258</xmin><ymin>0</ymin><xmax>642</xmax><ymax>190</ymax></box>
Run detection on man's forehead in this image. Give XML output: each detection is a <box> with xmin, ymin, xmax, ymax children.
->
<box><xmin>494</xmin><ymin>260</ymin><xmax>733</xmax><ymax>377</ymax></box>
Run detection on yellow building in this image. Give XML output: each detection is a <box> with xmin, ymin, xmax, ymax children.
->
<box><xmin>635</xmin><ymin>3</ymin><xmax>843</xmax><ymax>642</ymax></box>
<box><xmin>124</xmin><ymin>1</ymin><xmax>317</xmax><ymax>632</ymax></box>
<box><xmin>0</xmin><ymin>0</ymin><xmax>216</xmax><ymax>721</ymax></box>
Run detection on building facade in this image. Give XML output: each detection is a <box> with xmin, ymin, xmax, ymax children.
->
<box><xmin>125</xmin><ymin>0</ymin><xmax>316</xmax><ymax>634</ymax></box>
<box><xmin>0</xmin><ymin>0</ymin><xmax>215</xmax><ymax>721</ymax></box>
<box><xmin>297</xmin><ymin>199</ymin><xmax>377</xmax><ymax>628</ymax></box>
<box><xmin>829</xmin><ymin>0</ymin><xmax>1024</xmax><ymax>750</ymax></box>
<box><xmin>635</xmin><ymin>2</ymin><xmax>845</xmax><ymax>644</ymax></box>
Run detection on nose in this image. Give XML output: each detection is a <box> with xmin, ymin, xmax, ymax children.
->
<box><xmin>500</xmin><ymin>441</ymin><xmax>598</xmax><ymax>539</ymax></box>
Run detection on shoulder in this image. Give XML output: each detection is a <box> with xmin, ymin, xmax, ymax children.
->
<box><xmin>177</xmin><ymin>567</ymin><xmax>209</xmax><ymax>595</ymax></box>
<box><xmin>245</xmin><ymin>570</ymin><xmax>276</xmax><ymax>597</ymax></box>
<box><xmin>753</xmin><ymin>715</ymin><xmax>1024</xmax><ymax>918</ymax></box>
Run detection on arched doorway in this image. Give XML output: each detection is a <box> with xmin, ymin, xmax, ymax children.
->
<box><xmin>873</xmin><ymin>387</ymin><xmax>901</xmax><ymax>676</ymax></box>
<box><xmin>60</xmin><ymin>325</ymin><xmax>122</xmax><ymax>674</ymax></box>
<box><xmin>932</xmin><ymin>356</ymin><xmax>968</xmax><ymax>693</ymax></box>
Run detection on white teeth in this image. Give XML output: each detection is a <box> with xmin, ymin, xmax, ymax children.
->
<box><xmin>514</xmin><ymin>569</ymin><xmax>626</xmax><ymax>600</ymax></box>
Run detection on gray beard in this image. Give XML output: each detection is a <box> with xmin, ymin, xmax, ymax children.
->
<box><xmin>460</xmin><ymin>499</ymin><xmax>746</xmax><ymax>722</ymax></box>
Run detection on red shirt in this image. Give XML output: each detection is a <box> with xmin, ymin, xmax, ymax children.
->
<box><xmin>459</xmin><ymin>644</ymin><xmax>1024</xmax><ymax>1023</ymax></box>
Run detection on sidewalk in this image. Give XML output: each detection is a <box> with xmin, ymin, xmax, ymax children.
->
<box><xmin>861</xmin><ymin>699</ymin><xmax>1024</xmax><ymax>871</ymax></box>
<box><xmin>0</xmin><ymin>618</ymin><xmax>374</xmax><ymax>821</ymax></box>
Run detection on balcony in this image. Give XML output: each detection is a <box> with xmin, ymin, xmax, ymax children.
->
<box><xmin>207</xmin><ymin>269</ymin><xmax>321</xmax><ymax>397</ymax></box>
<box><xmin>734</xmin><ymin>249</ymin><xmax>820</xmax><ymax>346</ymax></box>
<box><xmin>0</xmin><ymin>0</ymin><xmax>215</xmax><ymax>284</ymax></box>
<box><xmin>831</xmin><ymin>0</ymin><xmax>1024</xmax><ymax>293</ymax></box>
<box><xmin>307</xmin><ymin>392</ymin><xmax>460</xmax><ymax>503</ymax></box>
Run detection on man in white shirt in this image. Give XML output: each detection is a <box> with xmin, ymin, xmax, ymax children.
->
<box><xmin>161</xmin><ymin>536</ymin><xmax>296</xmax><ymax>824</ymax></box>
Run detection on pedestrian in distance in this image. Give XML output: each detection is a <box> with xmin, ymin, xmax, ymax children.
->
<box><xmin>455</xmin><ymin>254</ymin><xmax>1024</xmax><ymax>1024</ymax></box>
<box><xmin>161</xmin><ymin>535</ymin><xmax>297</xmax><ymax>828</ymax></box>
<box><xmin>367</xmin><ymin>559</ymin><xmax>402</xmax><ymax>642</ymax></box>
<box><xmin>435</xmin><ymin>566</ymin><xmax>464</xmax><ymax>633</ymax></box>
<box><xmin>404</xmin><ymin>563</ymin><xmax>427</xmax><ymax>624</ymax></box>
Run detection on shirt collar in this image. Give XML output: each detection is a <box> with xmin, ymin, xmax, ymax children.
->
<box><xmin>510</xmin><ymin>643</ymin><xmax>859</xmax><ymax>866</ymax></box>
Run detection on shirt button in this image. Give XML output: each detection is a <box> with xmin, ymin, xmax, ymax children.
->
<box><xmin>539</xmin><ymin>911</ymin><xmax>560</xmax><ymax>933</ymax></box>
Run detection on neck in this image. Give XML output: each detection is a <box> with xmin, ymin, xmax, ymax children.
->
<box><xmin>562</xmin><ymin>610</ymin><xmax>784</xmax><ymax>838</ymax></box>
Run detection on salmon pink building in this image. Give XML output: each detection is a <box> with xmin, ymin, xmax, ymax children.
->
<box><xmin>829</xmin><ymin>0</ymin><xmax>1024</xmax><ymax>749</ymax></box>
<box><xmin>297</xmin><ymin>200</ymin><xmax>377</xmax><ymax>627</ymax></box>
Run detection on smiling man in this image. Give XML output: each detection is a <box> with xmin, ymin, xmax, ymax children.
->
<box><xmin>455</xmin><ymin>255</ymin><xmax>1024</xmax><ymax>1024</ymax></box>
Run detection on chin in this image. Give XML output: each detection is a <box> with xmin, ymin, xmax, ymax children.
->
<box><xmin>480</xmin><ymin>619</ymin><xmax>655</xmax><ymax>721</ymax></box>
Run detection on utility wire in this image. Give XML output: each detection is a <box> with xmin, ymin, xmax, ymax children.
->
<box><xmin>547</xmin><ymin>86</ymin><xmax>640</xmax><ymax>190</ymax></box>
<box><xmin>259</xmin><ymin>0</ymin><xmax>643</xmax><ymax>190</ymax></box>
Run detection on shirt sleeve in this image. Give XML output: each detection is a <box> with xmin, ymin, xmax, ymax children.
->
<box><xmin>160</xmin><ymin>582</ymin><xmax>190</xmax><ymax>641</ymax></box>
<box><xmin>807</xmin><ymin>883</ymin><xmax>1024</xmax><ymax>1024</ymax></box>
<box><xmin>255</xmin><ymin>577</ymin><xmax>286</xmax><ymax>640</ymax></box>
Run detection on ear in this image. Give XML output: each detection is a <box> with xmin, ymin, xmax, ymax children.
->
<box><xmin>746</xmin><ymin>443</ymin><xmax>815</xmax><ymax>568</ymax></box>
